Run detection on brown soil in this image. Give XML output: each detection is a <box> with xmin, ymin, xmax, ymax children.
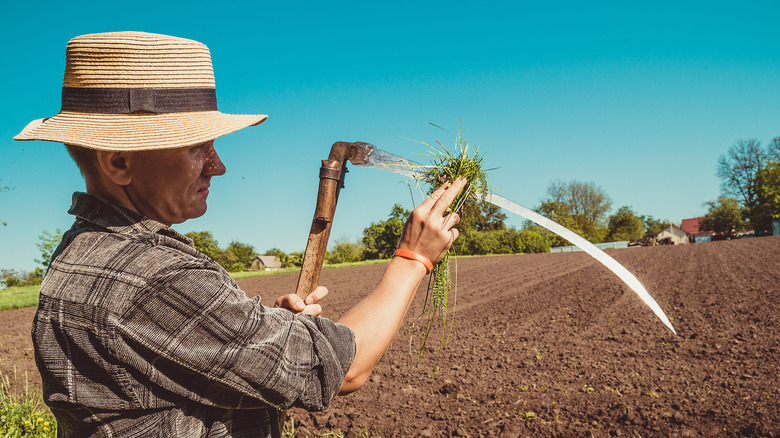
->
<box><xmin>2</xmin><ymin>237</ymin><xmax>778</xmax><ymax>437</ymax></box>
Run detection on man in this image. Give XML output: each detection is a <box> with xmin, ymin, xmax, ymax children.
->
<box><xmin>15</xmin><ymin>32</ymin><xmax>464</xmax><ymax>437</ymax></box>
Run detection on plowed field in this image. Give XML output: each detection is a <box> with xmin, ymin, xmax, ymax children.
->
<box><xmin>2</xmin><ymin>237</ymin><xmax>778</xmax><ymax>437</ymax></box>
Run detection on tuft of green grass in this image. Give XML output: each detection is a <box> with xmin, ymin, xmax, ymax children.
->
<box><xmin>0</xmin><ymin>368</ymin><xmax>57</xmax><ymax>437</ymax></box>
<box><xmin>410</xmin><ymin>124</ymin><xmax>490</xmax><ymax>360</ymax></box>
<box><xmin>0</xmin><ymin>285</ymin><xmax>41</xmax><ymax>311</ymax></box>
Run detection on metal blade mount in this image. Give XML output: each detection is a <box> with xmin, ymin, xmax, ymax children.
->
<box><xmin>354</xmin><ymin>144</ymin><xmax>677</xmax><ymax>335</ymax></box>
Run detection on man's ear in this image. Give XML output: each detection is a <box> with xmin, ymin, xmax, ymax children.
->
<box><xmin>95</xmin><ymin>151</ymin><xmax>132</xmax><ymax>186</ymax></box>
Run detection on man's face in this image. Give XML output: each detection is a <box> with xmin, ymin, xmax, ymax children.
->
<box><xmin>125</xmin><ymin>141</ymin><xmax>226</xmax><ymax>225</ymax></box>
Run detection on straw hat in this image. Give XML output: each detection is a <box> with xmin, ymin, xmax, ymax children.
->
<box><xmin>14</xmin><ymin>31</ymin><xmax>267</xmax><ymax>151</ymax></box>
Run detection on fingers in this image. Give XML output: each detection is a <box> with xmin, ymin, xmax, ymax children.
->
<box><xmin>418</xmin><ymin>177</ymin><xmax>468</xmax><ymax>215</ymax></box>
<box><xmin>429</xmin><ymin>177</ymin><xmax>468</xmax><ymax>217</ymax></box>
<box><xmin>274</xmin><ymin>286</ymin><xmax>329</xmax><ymax>316</ymax></box>
<box><xmin>305</xmin><ymin>286</ymin><xmax>328</xmax><ymax>305</ymax></box>
<box><xmin>417</xmin><ymin>179</ymin><xmax>453</xmax><ymax>211</ymax></box>
<box><xmin>299</xmin><ymin>303</ymin><xmax>323</xmax><ymax>316</ymax></box>
<box><xmin>394</xmin><ymin>177</ymin><xmax>467</xmax><ymax>266</ymax></box>
<box><xmin>275</xmin><ymin>294</ymin><xmax>305</xmax><ymax>312</ymax></box>
<box><xmin>442</xmin><ymin>211</ymin><xmax>460</xmax><ymax>231</ymax></box>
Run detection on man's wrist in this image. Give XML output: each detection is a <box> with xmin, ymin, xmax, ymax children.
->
<box><xmin>392</xmin><ymin>249</ymin><xmax>433</xmax><ymax>274</ymax></box>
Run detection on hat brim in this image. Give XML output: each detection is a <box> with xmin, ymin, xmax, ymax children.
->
<box><xmin>14</xmin><ymin>111</ymin><xmax>268</xmax><ymax>151</ymax></box>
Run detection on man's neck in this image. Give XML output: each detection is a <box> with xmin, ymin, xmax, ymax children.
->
<box><xmin>85</xmin><ymin>179</ymin><xmax>143</xmax><ymax>219</ymax></box>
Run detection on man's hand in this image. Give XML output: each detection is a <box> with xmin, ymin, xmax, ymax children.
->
<box><xmin>396</xmin><ymin>176</ymin><xmax>467</xmax><ymax>264</ymax></box>
<box><xmin>274</xmin><ymin>286</ymin><xmax>328</xmax><ymax>316</ymax></box>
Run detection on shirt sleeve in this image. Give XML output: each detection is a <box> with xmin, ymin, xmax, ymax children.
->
<box><xmin>110</xmin><ymin>263</ymin><xmax>356</xmax><ymax>412</ymax></box>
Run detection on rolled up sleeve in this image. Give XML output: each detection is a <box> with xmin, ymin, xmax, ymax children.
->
<box><xmin>112</xmin><ymin>265</ymin><xmax>356</xmax><ymax>412</ymax></box>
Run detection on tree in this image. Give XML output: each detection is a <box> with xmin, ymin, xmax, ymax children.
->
<box><xmin>326</xmin><ymin>240</ymin><xmax>364</xmax><ymax>264</ymax></box>
<box><xmin>606</xmin><ymin>206</ymin><xmax>645</xmax><ymax>242</ymax></box>
<box><xmin>542</xmin><ymin>180</ymin><xmax>612</xmax><ymax>243</ymax></box>
<box><xmin>218</xmin><ymin>241</ymin><xmax>258</xmax><ymax>272</ymax></box>
<box><xmin>1</xmin><ymin>268</ymin><xmax>44</xmax><ymax>288</ymax></box>
<box><xmin>716</xmin><ymin>138</ymin><xmax>767</xmax><ymax>213</ymax></box>
<box><xmin>642</xmin><ymin>215</ymin><xmax>674</xmax><ymax>237</ymax></box>
<box><xmin>186</xmin><ymin>231</ymin><xmax>222</xmax><ymax>261</ymax></box>
<box><xmin>362</xmin><ymin>204</ymin><xmax>409</xmax><ymax>260</ymax></box>
<box><xmin>530</xmin><ymin>201</ymin><xmax>582</xmax><ymax>247</ymax></box>
<box><xmin>36</xmin><ymin>228</ymin><xmax>63</xmax><ymax>270</ymax></box>
<box><xmin>769</xmin><ymin>136</ymin><xmax>780</xmax><ymax>163</ymax></box>
<box><xmin>264</xmin><ymin>247</ymin><xmax>292</xmax><ymax>268</ymax></box>
<box><xmin>752</xmin><ymin>162</ymin><xmax>780</xmax><ymax>235</ymax></box>
<box><xmin>287</xmin><ymin>251</ymin><xmax>304</xmax><ymax>268</ymax></box>
<box><xmin>519</xmin><ymin>228</ymin><xmax>550</xmax><ymax>253</ymax></box>
<box><xmin>456</xmin><ymin>200</ymin><xmax>506</xmax><ymax>234</ymax></box>
<box><xmin>699</xmin><ymin>197</ymin><xmax>748</xmax><ymax>239</ymax></box>
<box><xmin>715</xmin><ymin>137</ymin><xmax>780</xmax><ymax>233</ymax></box>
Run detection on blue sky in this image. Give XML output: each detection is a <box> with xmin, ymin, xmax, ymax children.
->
<box><xmin>1</xmin><ymin>1</ymin><xmax>779</xmax><ymax>272</ymax></box>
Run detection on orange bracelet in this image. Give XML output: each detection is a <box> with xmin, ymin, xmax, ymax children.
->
<box><xmin>393</xmin><ymin>249</ymin><xmax>433</xmax><ymax>274</ymax></box>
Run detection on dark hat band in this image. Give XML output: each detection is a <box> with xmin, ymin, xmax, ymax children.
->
<box><xmin>61</xmin><ymin>87</ymin><xmax>218</xmax><ymax>114</ymax></box>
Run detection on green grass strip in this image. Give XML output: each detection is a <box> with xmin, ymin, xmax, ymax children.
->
<box><xmin>0</xmin><ymin>260</ymin><xmax>394</xmax><ymax>311</ymax></box>
<box><xmin>0</xmin><ymin>285</ymin><xmax>41</xmax><ymax>312</ymax></box>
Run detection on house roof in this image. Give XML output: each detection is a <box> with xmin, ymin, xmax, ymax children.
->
<box><xmin>657</xmin><ymin>225</ymin><xmax>688</xmax><ymax>238</ymax></box>
<box><xmin>680</xmin><ymin>217</ymin><xmax>704</xmax><ymax>234</ymax></box>
<box><xmin>680</xmin><ymin>217</ymin><xmax>714</xmax><ymax>236</ymax></box>
<box><xmin>253</xmin><ymin>256</ymin><xmax>281</xmax><ymax>268</ymax></box>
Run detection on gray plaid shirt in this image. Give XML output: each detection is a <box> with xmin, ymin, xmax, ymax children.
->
<box><xmin>33</xmin><ymin>193</ymin><xmax>356</xmax><ymax>437</ymax></box>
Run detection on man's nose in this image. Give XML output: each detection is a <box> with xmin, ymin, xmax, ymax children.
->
<box><xmin>203</xmin><ymin>143</ymin><xmax>227</xmax><ymax>176</ymax></box>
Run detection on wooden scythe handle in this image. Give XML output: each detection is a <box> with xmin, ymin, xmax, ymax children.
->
<box><xmin>294</xmin><ymin>141</ymin><xmax>370</xmax><ymax>299</ymax></box>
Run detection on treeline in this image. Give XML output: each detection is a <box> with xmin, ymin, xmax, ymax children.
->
<box><xmin>184</xmin><ymin>231</ymin><xmax>268</xmax><ymax>272</ymax></box>
<box><xmin>1</xmin><ymin>229</ymin><xmax>61</xmax><ymax>287</ymax></box>
<box><xmin>322</xmin><ymin>185</ymin><xmax>674</xmax><ymax>264</ymax></box>
<box><xmin>196</xmin><ymin>181</ymin><xmax>676</xmax><ymax>269</ymax></box>
<box><xmin>326</xmin><ymin>203</ymin><xmax>548</xmax><ymax>264</ymax></box>
<box><xmin>702</xmin><ymin>137</ymin><xmax>780</xmax><ymax>238</ymax></box>
<box><xmin>1</xmin><ymin>229</ymin><xmax>269</xmax><ymax>288</ymax></box>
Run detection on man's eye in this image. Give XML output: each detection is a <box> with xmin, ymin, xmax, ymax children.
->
<box><xmin>191</xmin><ymin>141</ymin><xmax>212</xmax><ymax>153</ymax></box>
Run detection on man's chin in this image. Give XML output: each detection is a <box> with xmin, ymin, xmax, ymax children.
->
<box><xmin>170</xmin><ymin>205</ymin><xmax>208</xmax><ymax>225</ymax></box>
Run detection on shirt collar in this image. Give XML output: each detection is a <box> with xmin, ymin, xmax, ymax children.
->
<box><xmin>68</xmin><ymin>192</ymin><xmax>193</xmax><ymax>245</ymax></box>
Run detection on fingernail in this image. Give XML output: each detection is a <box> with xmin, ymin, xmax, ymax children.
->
<box><xmin>295</xmin><ymin>302</ymin><xmax>305</xmax><ymax>311</ymax></box>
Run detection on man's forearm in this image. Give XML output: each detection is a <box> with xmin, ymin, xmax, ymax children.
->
<box><xmin>337</xmin><ymin>177</ymin><xmax>466</xmax><ymax>394</ymax></box>
<box><xmin>337</xmin><ymin>257</ymin><xmax>426</xmax><ymax>394</ymax></box>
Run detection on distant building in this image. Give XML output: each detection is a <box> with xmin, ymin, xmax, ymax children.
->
<box><xmin>654</xmin><ymin>225</ymin><xmax>689</xmax><ymax>245</ymax></box>
<box><xmin>250</xmin><ymin>256</ymin><xmax>282</xmax><ymax>271</ymax></box>
<box><xmin>679</xmin><ymin>217</ymin><xmax>714</xmax><ymax>243</ymax></box>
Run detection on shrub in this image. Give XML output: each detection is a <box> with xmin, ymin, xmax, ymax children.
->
<box><xmin>326</xmin><ymin>241</ymin><xmax>365</xmax><ymax>264</ymax></box>
<box><xmin>519</xmin><ymin>229</ymin><xmax>550</xmax><ymax>253</ymax></box>
<box><xmin>1</xmin><ymin>269</ymin><xmax>44</xmax><ymax>289</ymax></box>
<box><xmin>0</xmin><ymin>369</ymin><xmax>56</xmax><ymax>437</ymax></box>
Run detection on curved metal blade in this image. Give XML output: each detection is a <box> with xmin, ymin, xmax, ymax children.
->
<box><xmin>489</xmin><ymin>193</ymin><xmax>676</xmax><ymax>335</ymax></box>
<box><xmin>353</xmin><ymin>143</ymin><xmax>677</xmax><ymax>335</ymax></box>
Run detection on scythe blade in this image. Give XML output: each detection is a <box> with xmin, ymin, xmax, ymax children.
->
<box><xmin>354</xmin><ymin>144</ymin><xmax>677</xmax><ymax>335</ymax></box>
